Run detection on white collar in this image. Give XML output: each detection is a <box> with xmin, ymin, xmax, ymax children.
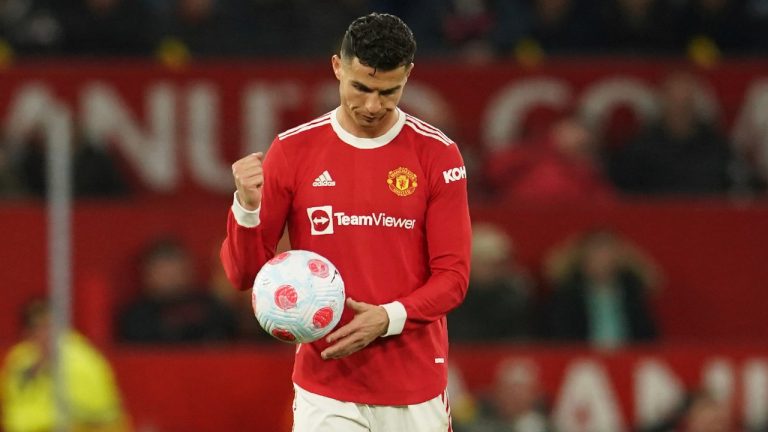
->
<box><xmin>331</xmin><ymin>107</ymin><xmax>405</xmax><ymax>149</ymax></box>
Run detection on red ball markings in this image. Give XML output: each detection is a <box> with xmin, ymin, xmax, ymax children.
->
<box><xmin>308</xmin><ymin>259</ymin><xmax>330</xmax><ymax>278</ymax></box>
<box><xmin>268</xmin><ymin>251</ymin><xmax>291</xmax><ymax>265</ymax></box>
<box><xmin>274</xmin><ymin>285</ymin><xmax>298</xmax><ymax>310</ymax></box>
<box><xmin>312</xmin><ymin>307</ymin><xmax>334</xmax><ymax>329</ymax></box>
<box><xmin>271</xmin><ymin>328</ymin><xmax>296</xmax><ymax>342</ymax></box>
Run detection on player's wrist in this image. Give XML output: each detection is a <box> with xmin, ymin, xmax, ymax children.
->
<box><xmin>236</xmin><ymin>190</ymin><xmax>260</xmax><ymax>211</ymax></box>
<box><xmin>380</xmin><ymin>301</ymin><xmax>407</xmax><ymax>337</ymax></box>
<box><xmin>377</xmin><ymin>306</ymin><xmax>390</xmax><ymax>337</ymax></box>
<box><xmin>231</xmin><ymin>191</ymin><xmax>261</xmax><ymax>227</ymax></box>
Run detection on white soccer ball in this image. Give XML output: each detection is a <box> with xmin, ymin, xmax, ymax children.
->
<box><xmin>252</xmin><ymin>250</ymin><xmax>345</xmax><ymax>343</ymax></box>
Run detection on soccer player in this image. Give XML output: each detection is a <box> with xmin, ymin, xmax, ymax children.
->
<box><xmin>220</xmin><ymin>12</ymin><xmax>471</xmax><ymax>431</ymax></box>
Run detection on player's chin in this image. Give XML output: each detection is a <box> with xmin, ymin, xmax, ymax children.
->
<box><xmin>358</xmin><ymin>115</ymin><xmax>389</xmax><ymax>129</ymax></box>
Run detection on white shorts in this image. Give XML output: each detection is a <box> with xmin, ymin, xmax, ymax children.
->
<box><xmin>292</xmin><ymin>384</ymin><xmax>452</xmax><ymax>432</ymax></box>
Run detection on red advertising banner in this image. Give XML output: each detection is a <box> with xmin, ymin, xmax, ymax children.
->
<box><xmin>102</xmin><ymin>346</ymin><xmax>768</xmax><ymax>432</ymax></box>
<box><xmin>1</xmin><ymin>60</ymin><xmax>767</xmax><ymax>196</ymax></box>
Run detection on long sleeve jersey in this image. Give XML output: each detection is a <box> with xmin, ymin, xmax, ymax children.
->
<box><xmin>220</xmin><ymin>108</ymin><xmax>471</xmax><ymax>405</ymax></box>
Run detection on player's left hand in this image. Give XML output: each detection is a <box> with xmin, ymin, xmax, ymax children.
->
<box><xmin>321</xmin><ymin>298</ymin><xmax>389</xmax><ymax>360</ymax></box>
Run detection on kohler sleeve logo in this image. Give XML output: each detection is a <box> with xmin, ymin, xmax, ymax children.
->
<box><xmin>442</xmin><ymin>166</ymin><xmax>467</xmax><ymax>183</ymax></box>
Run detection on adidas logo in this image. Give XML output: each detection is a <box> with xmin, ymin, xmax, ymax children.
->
<box><xmin>312</xmin><ymin>170</ymin><xmax>336</xmax><ymax>187</ymax></box>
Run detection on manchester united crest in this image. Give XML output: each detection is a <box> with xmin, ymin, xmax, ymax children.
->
<box><xmin>387</xmin><ymin>167</ymin><xmax>418</xmax><ymax>197</ymax></box>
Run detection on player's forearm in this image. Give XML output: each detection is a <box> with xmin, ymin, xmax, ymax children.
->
<box><xmin>221</xmin><ymin>210</ymin><xmax>267</xmax><ymax>291</ymax></box>
<box><xmin>396</xmin><ymin>267</ymin><xmax>469</xmax><ymax>332</ymax></box>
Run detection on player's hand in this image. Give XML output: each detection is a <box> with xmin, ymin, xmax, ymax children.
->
<box><xmin>321</xmin><ymin>298</ymin><xmax>389</xmax><ymax>360</ymax></box>
<box><xmin>232</xmin><ymin>152</ymin><xmax>264</xmax><ymax>211</ymax></box>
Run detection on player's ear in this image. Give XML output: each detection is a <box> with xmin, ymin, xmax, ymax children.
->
<box><xmin>404</xmin><ymin>63</ymin><xmax>414</xmax><ymax>79</ymax></box>
<box><xmin>332</xmin><ymin>55</ymin><xmax>343</xmax><ymax>81</ymax></box>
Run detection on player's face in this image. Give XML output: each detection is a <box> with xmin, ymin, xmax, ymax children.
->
<box><xmin>332</xmin><ymin>55</ymin><xmax>412</xmax><ymax>137</ymax></box>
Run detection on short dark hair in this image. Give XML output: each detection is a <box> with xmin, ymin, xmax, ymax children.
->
<box><xmin>340</xmin><ymin>13</ymin><xmax>416</xmax><ymax>71</ymax></box>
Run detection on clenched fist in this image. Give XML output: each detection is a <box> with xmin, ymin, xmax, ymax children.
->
<box><xmin>232</xmin><ymin>152</ymin><xmax>265</xmax><ymax>211</ymax></box>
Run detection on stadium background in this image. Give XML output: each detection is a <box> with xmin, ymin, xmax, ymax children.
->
<box><xmin>1</xmin><ymin>0</ymin><xmax>768</xmax><ymax>431</ymax></box>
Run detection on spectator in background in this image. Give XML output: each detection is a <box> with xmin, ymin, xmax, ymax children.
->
<box><xmin>546</xmin><ymin>228</ymin><xmax>659</xmax><ymax>348</ymax></box>
<box><xmin>486</xmin><ymin>0</ymin><xmax>534</xmax><ymax>58</ymax></box>
<box><xmin>441</xmin><ymin>0</ymin><xmax>496</xmax><ymax>62</ymax></box>
<box><xmin>371</xmin><ymin>0</ymin><xmax>454</xmax><ymax>58</ymax></box>
<box><xmin>609</xmin><ymin>71</ymin><xmax>735</xmax><ymax>196</ymax></box>
<box><xmin>16</xmin><ymin>126</ymin><xmax>130</xmax><ymax>198</ymax></box>
<box><xmin>1</xmin><ymin>299</ymin><xmax>130</xmax><ymax>432</ymax></box>
<box><xmin>598</xmin><ymin>0</ymin><xmax>680</xmax><ymax>55</ymax></box>
<box><xmin>54</xmin><ymin>0</ymin><xmax>156</xmax><ymax>56</ymax></box>
<box><xmin>639</xmin><ymin>389</ymin><xmax>736</xmax><ymax>432</ymax></box>
<box><xmin>749</xmin><ymin>0</ymin><xmax>768</xmax><ymax>54</ymax></box>
<box><xmin>449</xmin><ymin>222</ymin><xmax>537</xmax><ymax>342</ymax></box>
<box><xmin>680</xmin><ymin>390</ymin><xmax>734</xmax><ymax>432</ymax></box>
<box><xmin>293</xmin><ymin>0</ymin><xmax>369</xmax><ymax>58</ymax></box>
<box><xmin>486</xmin><ymin>114</ymin><xmax>616</xmax><ymax>203</ymax></box>
<box><xmin>208</xmin><ymin>233</ymin><xmax>291</xmax><ymax>342</ymax></box>
<box><xmin>156</xmin><ymin>0</ymin><xmax>244</xmax><ymax>58</ymax></box>
<box><xmin>117</xmin><ymin>237</ymin><xmax>238</xmax><ymax>344</ymax></box>
<box><xmin>678</xmin><ymin>0</ymin><xmax>751</xmax><ymax>56</ymax></box>
<box><xmin>465</xmin><ymin>358</ymin><xmax>553</xmax><ymax>432</ymax></box>
<box><xmin>526</xmin><ymin>0</ymin><xmax>599</xmax><ymax>54</ymax></box>
<box><xmin>0</xmin><ymin>0</ymin><xmax>64</xmax><ymax>55</ymax></box>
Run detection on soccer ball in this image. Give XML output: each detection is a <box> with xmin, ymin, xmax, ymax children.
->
<box><xmin>252</xmin><ymin>250</ymin><xmax>345</xmax><ymax>343</ymax></box>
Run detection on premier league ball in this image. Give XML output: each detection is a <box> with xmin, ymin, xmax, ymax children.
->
<box><xmin>252</xmin><ymin>250</ymin><xmax>345</xmax><ymax>343</ymax></box>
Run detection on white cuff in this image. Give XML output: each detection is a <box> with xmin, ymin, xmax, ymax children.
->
<box><xmin>380</xmin><ymin>301</ymin><xmax>407</xmax><ymax>337</ymax></box>
<box><xmin>231</xmin><ymin>192</ymin><xmax>261</xmax><ymax>228</ymax></box>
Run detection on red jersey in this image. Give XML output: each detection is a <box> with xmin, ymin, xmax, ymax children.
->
<box><xmin>220</xmin><ymin>108</ymin><xmax>471</xmax><ymax>405</ymax></box>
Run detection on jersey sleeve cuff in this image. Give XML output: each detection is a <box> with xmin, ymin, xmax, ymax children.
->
<box><xmin>231</xmin><ymin>192</ymin><xmax>261</xmax><ymax>228</ymax></box>
<box><xmin>380</xmin><ymin>301</ymin><xmax>407</xmax><ymax>337</ymax></box>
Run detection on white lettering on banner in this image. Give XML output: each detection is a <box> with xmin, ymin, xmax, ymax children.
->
<box><xmin>3</xmin><ymin>84</ymin><xmax>59</xmax><ymax>146</ymax></box>
<box><xmin>188</xmin><ymin>83</ymin><xmax>232</xmax><ymax>192</ymax></box>
<box><xmin>553</xmin><ymin>360</ymin><xmax>626</xmax><ymax>432</ymax></box>
<box><xmin>243</xmin><ymin>82</ymin><xmax>301</xmax><ymax>155</ymax></box>
<box><xmin>3</xmin><ymin>72</ymin><xmax>768</xmax><ymax>194</ymax></box>
<box><xmin>703</xmin><ymin>358</ymin><xmax>736</xmax><ymax>407</ymax></box>
<box><xmin>81</xmin><ymin>83</ymin><xmax>178</xmax><ymax>191</ymax></box>
<box><xmin>744</xmin><ymin>360</ymin><xmax>768</xmax><ymax>428</ymax></box>
<box><xmin>483</xmin><ymin>78</ymin><xmax>571</xmax><ymax>151</ymax></box>
<box><xmin>731</xmin><ymin>80</ymin><xmax>768</xmax><ymax>177</ymax></box>
<box><xmin>467</xmin><ymin>355</ymin><xmax>768</xmax><ymax>430</ymax></box>
<box><xmin>634</xmin><ymin>359</ymin><xmax>684</xmax><ymax>428</ymax></box>
<box><xmin>579</xmin><ymin>78</ymin><xmax>657</xmax><ymax>133</ymax></box>
<box><xmin>442</xmin><ymin>166</ymin><xmax>466</xmax><ymax>183</ymax></box>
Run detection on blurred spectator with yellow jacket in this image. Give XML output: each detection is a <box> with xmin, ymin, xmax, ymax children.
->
<box><xmin>1</xmin><ymin>299</ymin><xmax>129</xmax><ymax>432</ymax></box>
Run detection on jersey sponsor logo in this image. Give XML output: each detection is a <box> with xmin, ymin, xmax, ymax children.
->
<box><xmin>442</xmin><ymin>166</ymin><xmax>467</xmax><ymax>183</ymax></box>
<box><xmin>306</xmin><ymin>205</ymin><xmax>416</xmax><ymax>235</ymax></box>
<box><xmin>307</xmin><ymin>206</ymin><xmax>333</xmax><ymax>235</ymax></box>
<box><xmin>333</xmin><ymin>212</ymin><xmax>416</xmax><ymax>229</ymax></box>
<box><xmin>386</xmin><ymin>166</ymin><xmax>418</xmax><ymax>197</ymax></box>
<box><xmin>312</xmin><ymin>170</ymin><xmax>336</xmax><ymax>187</ymax></box>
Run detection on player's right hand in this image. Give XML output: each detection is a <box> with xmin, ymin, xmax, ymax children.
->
<box><xmin>232</xmin><ymin>152</ymin><xmax>264</xmax><ymax>211</ymax></box>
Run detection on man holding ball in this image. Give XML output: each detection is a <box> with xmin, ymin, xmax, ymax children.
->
<box><xmin>221</xmin><ymin>12</ymin><xmax>471</xmax><ymax>431</ymax></box>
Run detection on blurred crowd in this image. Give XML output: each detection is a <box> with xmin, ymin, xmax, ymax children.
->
<box><xmin>1</xmin><ymin>68</ymin><xmax>766</xmax><ymax>201</ymax></box>
<box><xmin>448</xmin><ymin>358</ymin><xmax>740</xmax><ymax>432</ymax></box>
<box><xmin>451</xmin><ymin>222</ymin><xmax>661</xmax><ymax>347</ymax></box>
<box><xmin>477</xmin><ymin>70</ymin><xmax>767</xmax><ymax>202</ymax></box>
<box><xmin>1</xmin><ymin>0</ymin><xmax>768</xmax><ymax>61</ymax></box>
<box><xmin>105</xmin><ymin>220</ymin><xmax>662</xmax><ymax>348</ymax></box>
<box><xmin>0</xmin><ymin>2</ymin><xmax>766</xmax><ymax>431</ymax></box>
